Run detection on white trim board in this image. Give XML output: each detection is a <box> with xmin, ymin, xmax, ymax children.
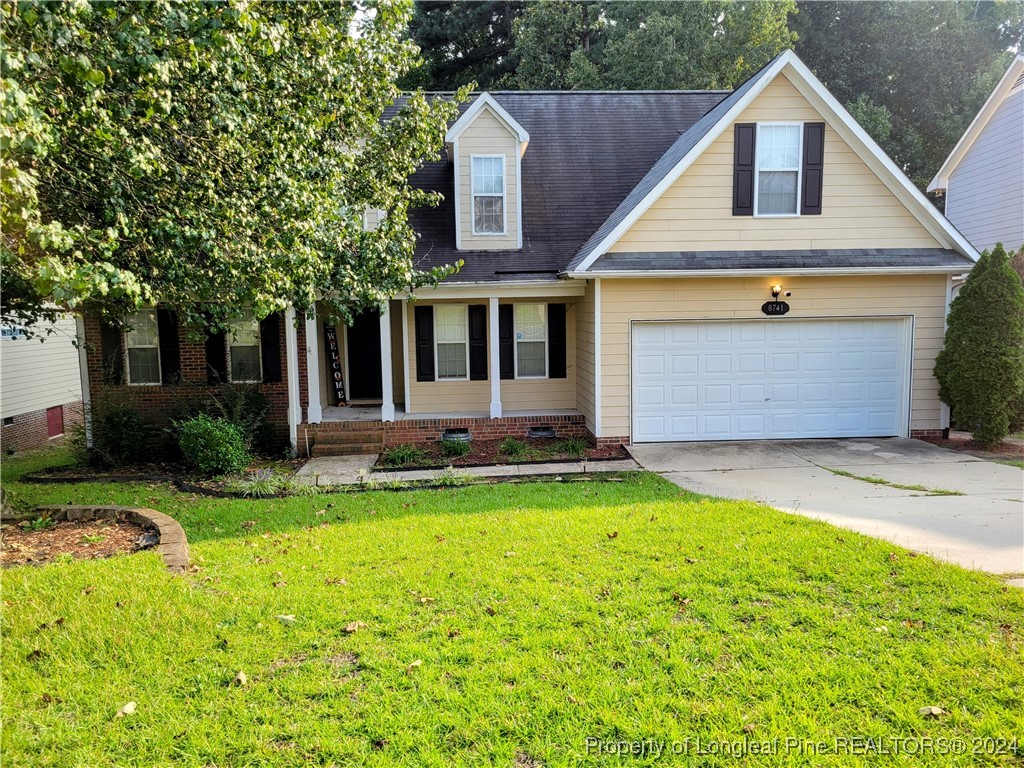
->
<box><xmin>402</xmin><ymin>282</ymin><xmax>586</xmax><ymax>300</ymax></box>
<box><xmin>568</xmin><ymin>50</ymin><xmax>978</xmax><ymax>275</ymax></box>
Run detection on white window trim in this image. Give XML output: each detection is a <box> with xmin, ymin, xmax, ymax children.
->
<box><xmin>754</xmin><ymin>122</ymin><xmax>803</xmax><ymax>218</ymax></box>
<box><xmin>512</xmin><ymin>302</ymin><xmax>548</xmax><ymax>380</ymax></box>
<box><xmin>469</xmin><ymin>154</ymin><xmax>507</xmax><ymax>236</ymax></box>
<box><xmin>226</xmin><ymin>314</ymin><xmax>263</xmax><ymax>384</ymax></box>
<box><xmin>433</xmin><ymin>304</ymin><xmax>470</xmax><ymax>382</ymax></box>
<box><xmin>124</xmin><ymin>309</ymin><xmax>162</xmax><ymax>386</ymax></box>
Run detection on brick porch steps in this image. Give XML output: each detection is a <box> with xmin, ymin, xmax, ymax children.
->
<box><xmin>311</xmin><ymin>442</ymin><xmax>382</xmax><ymax>457</ymax></box>
<box><xmin>305</xmin><ymin>424</ymin><xmax>384</xmax><ymax>457</ymax></box>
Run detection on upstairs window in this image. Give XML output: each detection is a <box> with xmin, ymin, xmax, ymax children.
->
<box><xmin>435</xmin><ymin>305</ymin><xmax>469</xmax><ymax>380</ymax></box>
<box><xmin>124</xmin><ymin>310</ymin><xmax>161</xmax><ymax>385</ymax></box>
<box><xmin>471</xmin><ymin>155</ymin><xmax>505</xmax><ymax>235</ymax></box>
<box><xmin>756</xmin><ymin>124</ymin><xmax>802</xmax><ymax>215</ymax></box>
<box><xmin>228</xmin><ymin>310</ymin><xmax>262</xmax><ymax>383</ymax></box>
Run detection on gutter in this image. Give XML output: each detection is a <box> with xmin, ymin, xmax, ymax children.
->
<box><xmin>562</xmin><ymin>266</ymin><xmax>973</xmax><ymax>279</ymax></box>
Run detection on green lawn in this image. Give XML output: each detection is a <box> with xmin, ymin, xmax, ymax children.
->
<box><xmin>2</xmin><ymin>449</ymin><xmax>1022</xmax><ymax>766</ymax></box>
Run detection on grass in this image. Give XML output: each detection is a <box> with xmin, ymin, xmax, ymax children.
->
<box><xmin>823</xmin><ymin>467</ymin><xmax>965</xmax><ymax>496</ymax></box>
<box><xmin>2</xmin><ymin>448</ymin><xmax>1023</xmax><ymax>766</ymax></box>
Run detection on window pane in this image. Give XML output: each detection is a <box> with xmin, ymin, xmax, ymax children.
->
<box><xmin>230</xmin><ymin>346</ymin><xmax>261</xmax><ymax>382</ymax></box>
<box><xmin>125</xmin><ymin>311</ymin><xmax>159</xmax><ymax>348</ymax></box>
<box><xmin>758</xmin><ymin>124</ymin><xmax>800</xmax><ymax>169</ymax></box>
<box><xmin>472</xmin><ymin>156</ymin><xmax>504</xmax><ymax>194</ymax></box>
<box><xmin>437</xmin><ymin>342</ymin><xmax>467</xmax><ymax>379</ymax></box>
<box><xmin>473</xmin><ymin>196</ymin><xmax>504</xmax><ymax>234</ymax></box>
<box><xmin>127</xmin><ymin>348</ymin><xmax>160</xmax><ymax>384</ymax></box>
<box><xmin>514</xmin><ymin>304</ymin><xmax>545</xmax><ymax>342</ymax></box>
<box><xmin>229</xmin><ymin>312</ymin><xmax>260</xmax><ymax>346</ymax></box>
<box><xmin>758</xmin><ymin>171</ymin><xmax>798</xmax><ymax>214</ymax></box>
<box><xmin>435</xmin><ymin>305</ymin><xmax>467</xmax><ymax>343</ymax></box>
<box><xmin>517</xmin><ymin>341</ymin><xmax>546</xmax><ymax>377</ymax></box>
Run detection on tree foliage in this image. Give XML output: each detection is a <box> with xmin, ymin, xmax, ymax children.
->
<box><xmin>934</xmin><ymin>245</ymin><xmax>1024</xmax><ymax>448</ymax></box>
<box><xmin>792</xmin><ymin>1</ymin><xmax>1024</xmax><ymax>190</ymax></box>
<box><xmin>1</xmin><ymin>0</ymin><xmax>466</xmax><ymax>334</ymax></box>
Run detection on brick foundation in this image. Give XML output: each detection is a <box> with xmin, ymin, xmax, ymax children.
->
<box><xmin>306</xmin><ymin>413</ymin><xmax>590</xmax><ymax>448</ymax></box>
<box><xmin>910</xmin><ymin>429</ymin><xmax>947</xmax><ymax>439</ymax></box>
<box><xmin>2</xmin><ymin>401</ymin><xmax>84</xmax><ymax>452</ymax></box>
<box><xmin>595</xmin><ymin>435</ymin><xmax>630</xmax><ymax>448</ymax></box>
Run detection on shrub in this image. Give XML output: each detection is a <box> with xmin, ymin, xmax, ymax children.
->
<box><xmin>176</xmin><ymin>414</ymin><xmax>250</xmax><ymax>475</ymax></box>
<box><xmin>380</xmin><ymin>444</ymin><xmax>426</xmax><ymax>467</ymax></box>
<box><xmin>499</xmin><ymin>436</ymin><xmax>527</xmax><ymax>458</ymax></box>
<box><xmin>934</xmin><ymin>244</ymin><xmax>1024</xmax><ymax>447</ymax></box>
<box><xmin>75</xmin><ymin>395</ymin><xmax>148</xmax><ymax>467</ymax></box>
<box><xmin>212</xmin><ymin>385</ymin><xmax>275</xmax><ymax>453</ymax></box>
<box><xmin>556</xmin><ymin>437</ymin><xmax>589</xmax><ymax>458</ymax></box>
<box><xmin>439</xmin><ymin>438</ymin><xmax>471</xmax><ymax>458</ymax></box>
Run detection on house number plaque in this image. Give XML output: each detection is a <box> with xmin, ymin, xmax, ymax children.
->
<box><xmin>324</xmin><ymin>324</ymin><xmax>347</xmax><ymax>405</ymax></box>
<box><xmin>761</xmin><ymin>301</ymin><xmax>791</xmax><ymax>316</ymax></box>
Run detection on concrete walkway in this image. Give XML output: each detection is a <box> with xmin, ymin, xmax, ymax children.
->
<box><xmin>295</xmin><ymin>455</ymin><xmax>640</xmax><ymax>486</ymax></box>
<box><xmin>627</xmin><ymin>438</ymin><xmax>1024</xmax><ymax>576</ymax></box>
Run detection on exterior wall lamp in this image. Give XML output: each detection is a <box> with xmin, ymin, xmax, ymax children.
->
<box><xmin>771</xmin><ymin>284</ymin><xmax>783</xmax><ymax>298</ymax></box>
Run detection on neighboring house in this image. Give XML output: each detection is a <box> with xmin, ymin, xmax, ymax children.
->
<box><xmin>1</xmin><ymin>316</ymin><xmax>85</xmax><ymax>451</ymax></box>
<box><xmin>929</xmin><ymin>54</ymin><xmax>1024</xmax><ymax>254</ymax></box>
<box><xmin>81</xmin><ymin>50</ymin><xmax>977</xmax><ymax>455</ymax></box>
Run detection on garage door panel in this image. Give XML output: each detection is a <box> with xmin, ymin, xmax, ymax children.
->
<box><xmin>632</xmin><ymin>318</ymin><xmax>908</xmax><ymax>442</ymax></box>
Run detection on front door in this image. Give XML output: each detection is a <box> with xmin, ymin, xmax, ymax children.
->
<box><xmin>346</xmin><ymin>311</ymin><xmax>383</xmax><ymax>401</ymax></box>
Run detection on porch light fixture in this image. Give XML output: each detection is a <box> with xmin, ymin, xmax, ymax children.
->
<box><xmin>770</xmin><ymin>284</ymin><xmax>783</xmax><ymax>298</ymax></box>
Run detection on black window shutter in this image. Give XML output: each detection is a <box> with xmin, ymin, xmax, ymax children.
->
<box><xmin>99</xmin><ymin>319</ymin><xmax>124</xmax><ymax>384</ymax></box>
<box><xmin>156</xmin><ymin>309</ymin><xmax>181</xmax><ymax>385</ymax></box>
<box><xmin>801</xmin><ymin>122</ymin><xmax>825</xmax><ymax>215</ymax></box>
<box><xmin>260</xmin><ymin>312</ymin><xmax>282</xmax><ymax>383</ymax></box>
<box><xmin>733</xmin><ymin>123</ymin><xmax>756</xmax><ymax>216</ymax></box>
<box><xmin>205</xmin><ymin>331</ymin><xmax>227</xmax><ymax>384</ymax></box>
<box><xmin>414</xmin><ymin>305</ymin><xmax>435</xmax><ymax>382</ymax></box>
<box><xmin>498</xmin><ymin>305</ymin><xmax>514</xmax><ymax>380</ymax></box>
<box><xmin>468</xmin><ymin>305</ymin><xmax>487</xmax><ymax>381</ymax></box>
<box><xmin>547</xmin><ymin>303</ymin><xmax>567</xmax><ymax>379</ymax></box>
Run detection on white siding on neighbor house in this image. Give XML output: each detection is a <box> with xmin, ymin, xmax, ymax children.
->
<box><xmin>1</xmin><ymin>316</ymin><xmax>83</xmax><ymax>418</ymax></box>
<box><xmin>945</xmin><ymin>88</ymin><xmax>1024</xmax><ymax>253</ymax></box>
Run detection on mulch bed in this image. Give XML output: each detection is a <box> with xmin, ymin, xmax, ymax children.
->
<box><xmin>919</xmin><ymin>431</ymin><xmax>1024</xmax><ymax>461</ymax></box>
<box><xmin>376</xmin><ymin>438</ymin><xmax>628</xmax><ymax>470</ymax></box>
<box><xmin>1</xmin><ymin>518</ymin><xmax>158</xmax><ymax>567</ymax></box>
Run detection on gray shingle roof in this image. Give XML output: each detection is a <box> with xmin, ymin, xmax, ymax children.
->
<box><xmin>588</xmin><ymin>249</ymin><xmax>974</xmax><ymax>272</ymax></box>
<box><xmin>400</xmin><ymin>90</ymin><xmax>727</xmax><ymax>283</ymax></box>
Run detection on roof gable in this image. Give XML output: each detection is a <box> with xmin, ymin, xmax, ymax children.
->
<box><xmin>445</xmin><ymin>92</ymin><xmax>529</xmax><ymax>149</ymax></box>
<box><xmin>567</xmin><ymin>50</ymin><xmax>978</xmax><ymax>274</ymax></box>
<box><xmin>928</xmin><ymin>54</ymin><xmax>1024</xmax><ymax>193</ymax></box>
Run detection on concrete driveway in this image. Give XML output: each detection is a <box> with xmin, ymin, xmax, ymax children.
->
<box><xmin>627</xmin><ymin>439</ymin><xmax>1024</xmax><ymax>576</ymax></box>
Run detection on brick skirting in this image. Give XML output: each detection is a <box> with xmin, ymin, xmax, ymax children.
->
<box><xmin>2</xmin><ymin>401</ymin><xmax>84</xmax><ymax>452</ymax></box>
<box><xmin>307</xmin><ymin>413</ymin><xmax>590</xmax><ymax>447</ymax></box>
<box><xmin>910</xmin><ymin>429</ymin><xmax>947</xmax><ymax>439</ymax></box>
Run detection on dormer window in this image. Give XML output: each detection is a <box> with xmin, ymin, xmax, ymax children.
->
<box><xmin>471</xmin><ymin>155</ymin><xmax>505</xmax><ymax>235</ymax></box>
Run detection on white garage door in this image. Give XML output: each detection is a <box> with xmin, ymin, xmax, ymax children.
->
<box><xmin>632</xmin><ymin>318</ymin><xmax>910</xmax><ymax>442</ymax></box>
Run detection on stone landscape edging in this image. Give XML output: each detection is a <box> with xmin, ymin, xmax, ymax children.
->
<box><xmin>34</xmin><ymin>505</ymin><xmax>189</xmax><ymax>574</ymax></box>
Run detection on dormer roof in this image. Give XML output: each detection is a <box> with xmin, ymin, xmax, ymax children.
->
<box><xmin>445</xmin><ymin>92</ymin><xmax>529</xmax><ymax>152</ymax></box>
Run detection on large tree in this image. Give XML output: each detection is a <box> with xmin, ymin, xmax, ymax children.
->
<box><xmin>402</xmin><ymin>0</ymin><xmax>525</xmax><ymax>90</ymax></box>
<box><xmin>506</xmin><ymin>1</ymin><xmax>797</xmax><ymax>90</ymax></box>
<box><xmin>1</xmin><ymin>0</ymin><xmax>465</xmax><ymax>335</ymax></box>
<box><xmin>792</xmin><ymin>1</ymin><xmax>1024</xmax><ymax>191</ymax></box>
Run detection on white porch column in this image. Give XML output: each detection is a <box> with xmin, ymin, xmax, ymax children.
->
<box><xmin>489</xmin><ymin>297</ymin><xmax>502</xmax><ymax>419</ymax></box>
<box><xmin>284</xmin><ymin>307</ymin><xmax>301</xmax><ymax>450</ymax></box>
<box><xmin>379</xmin><ymin>303</ymin><xmax>395</xmax><ymax>422</ymax></box>
<box><xmin>304</xmin><ymin>307</ymin><xmax>322</xmax><ymax>424</ymax></box>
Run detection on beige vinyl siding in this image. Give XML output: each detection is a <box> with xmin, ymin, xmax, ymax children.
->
<box><xmin>405</xmin><ymin>299</ymin><xmax>577</xmax><ymax>415</ymax></box>
<box><xmin>574</xmin><ymin>281</ymin><xmax>597</xmax><ymax>433</ymax></box>
<box><xmin>457</xmin><ymin>107</ymin><xmax>519</xmax><ymax>250</ymax></box>
<box><xmin>610</xmin><ymin>74</ymin><xmax>943</xmax><ymax>253</ymax></box>
<box><xmin>599</xmin><ymin>276</ymin><xmax>948</xmax><ymax>438</ymax></box>
<box><xmin>0</xmin><ymin>316</ymin><xmax>82</xmax><ymax>418</ymax></box>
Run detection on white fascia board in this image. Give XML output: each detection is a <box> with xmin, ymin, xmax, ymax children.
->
<box><xmin>400</xmin><ymin>281</ymin><xmax>586</xmax><ymax>300</ymax></box>
<box><xmin>445</xmin><ymin>93</ymin><xmax>530</xmax><ymax>149</ymax></box>
<box><xmin>928</xmin><ymin>54</ymin><xmax>1024</xmax><ymax>193</ymax></box>
<box><xmin>571</xmin><ymin>53</ymin><xmax>793</xmax><ymax>273</ymax></box>
<box><xmin>570</xmin><ymin>266</ymin><xmax>972</xmax><ymax>279</ymax></box>
<box><xmin>780</xmin><ymin>56</ymin><xmax>980</xmax><ymax>261</ymax></box>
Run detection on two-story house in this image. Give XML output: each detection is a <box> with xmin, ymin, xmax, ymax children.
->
<box><xmin>81</xmin><ymin>50</ymin><xmax>977</xmax><ymax>455</ymax></box>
